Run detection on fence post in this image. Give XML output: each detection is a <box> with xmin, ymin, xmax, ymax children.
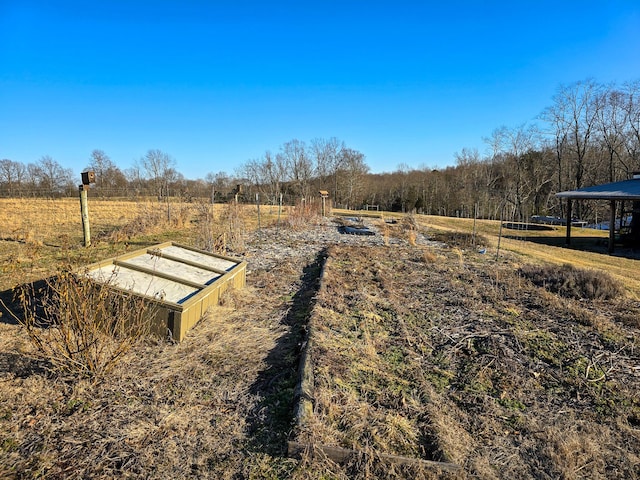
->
<box><xmin>256</xmin><ymin>193</ymin><xmax>261</xmax><ymax>230</ymax></box>
<box><xmin>496</xmin><ymin>202</ymin><xmax>505</xmax><ymax>261</ymax></box>
<box><xmin>277</xmin><ymin>193</ymin><xmax>282</xmax><ymax>231</ymax></box>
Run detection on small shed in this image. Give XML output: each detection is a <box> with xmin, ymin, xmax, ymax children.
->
<box><xmin>84</xmin><ymin>242</ymin><xmax>246</xmax><ymax>341</ymax></box>
<box><xmin>556</xmin><ymin>174</ymin><xmax>640</xmax><ymax>253</ymax></box>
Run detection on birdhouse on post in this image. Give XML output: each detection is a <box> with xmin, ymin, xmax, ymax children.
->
<box><xmin>79</xmin><ymin>170</ymin><xmax>96</xmax><ymax>246</ymax></box>
<box><xmin>81</xmin><ymin>170</ymin><xmax>96</xmax><ymax>188</ymax></box>
<box><xmin>319</xmin><ymin>190</ymin><xmax>329</xmax><ymax>217</ymax></box>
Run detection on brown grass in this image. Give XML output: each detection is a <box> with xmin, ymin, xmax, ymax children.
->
<box><xmin>1</xmin><ymin>201</ymin><xmax>640</xmax><ymax>478</ymax></box>
<box><xmin>519</xmin><ymin>263</ymin><xmax>624</xmax><ymax>300</ymax></box>
<box><xmin>294</xmin><ymin>244</ymin><xmax>640</xmax><ymax>479</ymax></box>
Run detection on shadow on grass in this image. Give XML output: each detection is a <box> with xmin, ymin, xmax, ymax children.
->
<box><xmin>0</xmin><ymin>278</ymin><xmax>54</xmax><ymax>326</ymax></box>
<box><xmin>0</xmin><ymin>283</ymin><xmax>52</xmax><ymax>378</ymax></box>
<box><xmin>0</xmin><ymin>288</ymin><xmax>20</xmax><ymax>326</ymax></box>
<box><xmin>245</xmin><ymin>248</ymin><xmax>327</xmax><ymax>457</ymax></box>
<box><xmin>504</xmin><ymin>234</ymin><xmax>640</xmax><ymax>258</ymax></box>
<box><xmin>0</xmin><ymin>352</ymin><xmax>50</xmax><ymax>378</ymax></box>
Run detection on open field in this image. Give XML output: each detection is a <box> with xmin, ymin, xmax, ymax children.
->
<box><xmin>0</xmin><ymin>200</ymin><xmax>639</xmax><ymax>478</ymax></box>
<box><xmin>0</xmin><ymin>198</ymin><xmax>289</xmax><ymax>293</ymax></box>
<box><xmin>414</xmin><ymin>215</ymin><xmax>640</xmax><ymax>299</ymax></box>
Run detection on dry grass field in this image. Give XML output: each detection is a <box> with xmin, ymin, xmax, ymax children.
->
<box><xmin>0</xmin><ymin>200</ymin><xmax>639</xmax><ymax>478</ymax></box>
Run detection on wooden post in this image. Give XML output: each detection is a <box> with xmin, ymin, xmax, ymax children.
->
<box><xmin>166</xmin><ymin>185</ymin><xmax>171</xmax><ymax>222</ymax></box>
<box><xmin>496</xmin><ymin>202</ymin><xmax>504</xmax><ymax>261</ymax></box>
<box><xmin>609</xmin><ymin>200</ymin><xmax>616</xmax><ymax>254</ymax></box>
<box><xmin>277</xmin><ymin>193</ymin><xmax>282</xmax><ymax>231</ymax></box>
<box><xmin>565</xmin><ymin>199</ymin><xmax>572</xmax><ymax>246</ymax></box>
<box><xmin>79</xmin><ymin>185</ymin><xmax>91</xmax><ymax>247</ymax></box>
<box><xmin>472</xmin><ymin>202</ymin><xmax>478</xmax><ymax>246</ymax></box>
<box><xmin>256</xmin><ymin>193</ymin><xmax>261</xmax><ymax>230</ymax></box>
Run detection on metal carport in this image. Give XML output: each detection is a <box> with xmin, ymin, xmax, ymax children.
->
<box><xmin>556</xmin><ymin>174</ymin><xmax>640</xmax><ymax>253</ymax></box>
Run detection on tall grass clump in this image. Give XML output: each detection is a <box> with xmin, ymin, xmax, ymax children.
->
<box><xmin>218</xmin><ymin>201</ymin><xmax>247</xmax><ymax>253</ymax></box>
<box><xmin>14</xmin><ymin>268</ymin><xmax>152</xmax><ymax>379</ymax></box>
<box><xmin>103</xmin><ymin>203</ymin><xmax>167</xmax><ymax>242</ymax></box>
<box><xmin>519</xmin><ymin>263</ymin><xmax>624</xmax><ymax>300</ymax></box>
<box><xmin>194</xmin><ymin>201</ymin><xmax>226</xmax><ymax>253</ymax></box>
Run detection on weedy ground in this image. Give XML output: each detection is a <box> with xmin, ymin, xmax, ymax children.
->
<box><xmin>0</xmin><ymin>200</ymin><xmax>639</xmax><ymax>479</ymax></box>
<box><xmin>299</xmin><ymin>243</ymin><xmax>640</xmax><ymax>478</ymax></box>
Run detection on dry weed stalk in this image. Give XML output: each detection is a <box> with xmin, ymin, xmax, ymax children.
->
<box><xmin>407</xmin><ymin>230</ymin><xmax>417</xmax><ymax>246</ymax></box>
<box><xmin>15</xmin><ymin>268</ymin><xmax>152</xmax><ymax>379</ymax></box>
<box><xmin>421</xmin><ymin>248</ymin><xmax>438</xmax><ymax>264</ymax></box>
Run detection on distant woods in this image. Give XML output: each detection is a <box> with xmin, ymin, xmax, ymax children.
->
<box><xmin>2</xmin><ymin>79</ymin><xmax>640</xmax><ymax>222</ymax></box>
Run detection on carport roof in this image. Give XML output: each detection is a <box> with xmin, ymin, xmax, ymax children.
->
<box><xmin>556</xmin><ymin>177</ymin><xmax>640</xmax><ymax>200</ymax></box>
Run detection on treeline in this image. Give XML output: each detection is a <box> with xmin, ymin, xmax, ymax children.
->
<box><xmin>357</xmin><ymin>79</ymin><xmax>640</xmax><ymax>222</ymax></box>
<box><xmin>239</xmin><ymin>79</ymin><xmax>640</xmax><ymax>222</ymax></box>
<box><xmin>0</xmin><ymin>139</ymin><xmax>370</xmax><ymax>207</ymax></box>
<box><xmin>2</xmin><ymin>79</ymin><xmax>639</xmax><ymax>223</ymax></box>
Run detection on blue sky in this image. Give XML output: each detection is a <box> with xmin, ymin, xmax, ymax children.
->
<box><xmin>1</xmin><ymin>1</ymin><xmax>639</xmax><ymax>180</ymax></box>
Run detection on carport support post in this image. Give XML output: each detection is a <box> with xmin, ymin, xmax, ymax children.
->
<box><xmin>79</xmin><ymin>185</ymin><xmax>91</xmax><ymax>247</ymax></box>
<box><xmin>565</xmin><ymin>199</ymin><xmax>572</xmax><ymax>246</ymax></box>
<box><xmin>609</xmin><ymin>200</ymin><xmax>616</xmax><ymax>254</ymax></box>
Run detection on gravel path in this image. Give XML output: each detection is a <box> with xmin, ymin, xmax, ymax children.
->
<box><xmin>239</xmin><ymin>216</ymin><xmax>437</xmax><ymax>274</ymax></box>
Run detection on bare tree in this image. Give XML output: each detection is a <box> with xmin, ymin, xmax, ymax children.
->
<box><xmin>541</xmin><ymin>80</ymin><xmax>603</xmax><ymax>218</ymax></box>
<box><xmin>0</xmin><ymin>159</ymin><xmax>26</xmax><ymax>196</ymax></box>
<box><xmin>33</xmin><ymin>156</ymin><xmax>73</xmax><ymax>195</ymax></box>
<box><xmin>595</xmin><ymin>88</ymin><xmax>629</xmax><ymax>182</ymax></box>
<box><xmin>205</xmin><ymin>171</ymin><xmax>232</xmax><ymax>202</ymax></box>
<box><xmin>338</xmin><ymin>148</ymin><xmax>369</xmax><ymax>209</ymax></box>
<box><xmin>311</xmin><ymin>137</ymin><xmax>345</xmax><ymax>199</ymax></box>
<box><xmin>261</xmin><ymin>151</ymin><xmax>287</xmax><ymax>203</ymax></box>
<box><xmin>556</xmin><ymin>80</ymin><xmax>602</xmax><ymax>191</ymax></box>
<box><xmin>279</xmin><ymin>139</ymin><xmax>314</xmax><ymax>199</ymax></box>
<box><xmin>88</xmin><ymin>149</ymin><xmax>127</xmax><ymax>194</ymax></box>
<box><xmin>141</xmin><ymin>149</ymin><xmax>176</xmax><ymax>198</ymax></box>
<box><xmin>622</xmin><ymin>80</ymin><xmax>640</xmax><ymax>174</ymax></box>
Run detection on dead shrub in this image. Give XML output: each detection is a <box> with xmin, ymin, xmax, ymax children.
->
<box><xmin>101</xmin><ymin>203</ymin><xmax>166</xmax><ymax>242</ymax></box>
<box><xmin>432</xmin><ymin>230</ymin><xmax>488</xmax><ymax>248</ymax></box>
<box><xmin>193</xmin><ymin>201</ymin><xmax>228</xmax><ymax>254</ymax></box>
<box><xmin>218</xmin><ymin>201</ymin><xmax>246</xmax><ymax>253</ymax></box>
<box><xmin>519</xmin><ymin>263</ymin><xmax>624</xmax><ymax>301</ymax></box>
<box><xmin>401</xmin><ymin>215</ymin><xmax>418</xmax><ymax>231</ymax></box>
<box><xmin>168</xmin><ymin>202</ymin><xmax>192</xmax><ymax>228</ymax></box>
<box><xmin>14</xmin><ymin>268</ymin><xmax>152</xmax><ymax>379</ymax></box>
<box><xmin>285</xmin><ymin>200</ymin><xmax>322</xmax><ymax>230</ymax></box>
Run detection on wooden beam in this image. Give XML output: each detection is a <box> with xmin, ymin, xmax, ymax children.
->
<box><xmin>113</xmin><ymin>260</ymin><xmax>206</xmax><ymax>290</ymax></box>
<box><xmin>287</xmin><ymin>441</ymin><xmax>461</xmax><ymax>472</ymax></box>
<box><xmin>293</xmin><ymin>338</ymin><xmax>314</xmax><ymax>425</ymax></box>
<box><xmin>171</xmin><ymin>242</ymin><xmax>242</xmax><ymax>263</ymax></box>
<box><xmin>148</xmin><ymin>250</ymin><xmax>227</xmax><ymax>275</ymax></box>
